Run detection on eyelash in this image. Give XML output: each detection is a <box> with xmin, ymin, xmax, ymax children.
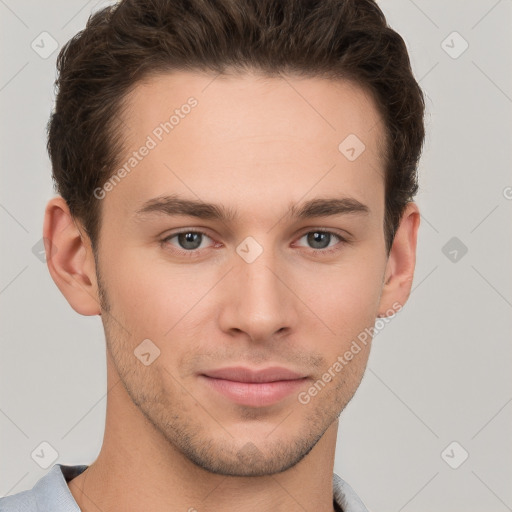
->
<box><xmin>160</xmin><ymin>229</ymin><xmax>348</xmax><ymax>258</ymax></box>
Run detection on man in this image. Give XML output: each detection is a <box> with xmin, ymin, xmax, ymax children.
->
<box><xmin>0</xmin><ymin>0</ymin><xmax>424</xmax><ymax>510</ymax></box>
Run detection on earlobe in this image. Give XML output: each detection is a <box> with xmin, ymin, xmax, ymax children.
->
<box><xmin>377</xmin><ymin>202</ymin><xmax>420</xmax><ymax>317</ymax></box>
<box><xmin>43</xmin><ymin>196</ymin><xmax>101</xmax><ymax>316</ymax></box>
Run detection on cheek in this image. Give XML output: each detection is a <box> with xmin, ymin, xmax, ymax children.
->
<box><xmin>101</xmin><ymin>248</ymin><xmax>180</xmax><ymax>332</ymax></box>
<box><xmin>300</xmin><ymin>258</ymin><xmax>383</xmax><ymax>321</ymax></box>
<box><xmin>295</xmin><ymin>257</ymin><xmax>384</xmax><ymax>360</ymax></box>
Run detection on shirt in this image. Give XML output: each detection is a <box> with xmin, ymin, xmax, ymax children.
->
<box><xmin>0</xmin><ymin>464</ymin><xmax>370</xmax><ymax>512</ymax></box>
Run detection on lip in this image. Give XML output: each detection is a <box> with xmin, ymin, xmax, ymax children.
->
<box><xmin>200</xmin><ymin>366</ymin><xmax>309</xmax><ymax>407</ymax></box>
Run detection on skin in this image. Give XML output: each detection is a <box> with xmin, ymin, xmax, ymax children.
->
<box><xmin>43</xmin><ymin>70</ymin><xmax>420</xmax><ymax>512</ymax></box>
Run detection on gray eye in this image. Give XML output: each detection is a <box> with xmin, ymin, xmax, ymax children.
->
<box><xmin>177</xmin><ymin>232</ymin><xmax>204</xmax><ymax>250</ymax></box>
<box><xmin>306</xmin><ymin>231</ymin><xmax>332</xmax><ymax>249</ymax></box>
<box><xmin>298</xmin><ymin>231</ymin><xmax>341</xmax><ymax>251</ymax></box>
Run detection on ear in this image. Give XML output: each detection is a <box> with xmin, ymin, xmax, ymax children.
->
<box><xmin>42</xmin><ymin>196</ymin><xmax>101</xmax><ymax>316</ymax></box>
<box><xmin>377</xmin><ymin>202</ymin><xmax>420</xmax><ymax>316</ymax></box>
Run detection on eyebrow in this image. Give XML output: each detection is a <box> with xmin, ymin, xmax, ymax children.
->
<box><xmin>134</xmin><ymin>194</ymin><xmax>370</xmax><ymax>222</ymax></box>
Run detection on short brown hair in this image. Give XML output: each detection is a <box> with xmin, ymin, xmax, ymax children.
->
<box><xmin>47</xmin><ymin>0</ymin><xmax>425</xmax><ymax>255</ymax></box>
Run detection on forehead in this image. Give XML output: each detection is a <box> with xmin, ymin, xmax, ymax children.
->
<box><xmin>104</xmin><ymin>70</ymin><xmax>386</xmax><ymax>225</ymax></box>
<box><xmin>123</xmin><ymin>69</ymin><xmax>384</xmax><ymax>153</ymax></box>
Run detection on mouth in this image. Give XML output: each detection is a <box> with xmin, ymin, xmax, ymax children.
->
<box><xmin>199</xmin><ymin>366</ymin><xmax>309</xmax><ymax>407</ymax></box>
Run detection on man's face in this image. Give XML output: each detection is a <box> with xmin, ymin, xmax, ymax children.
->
<box><xmin>95</xmin><ymin>70</ymin><xmax>388</xmax><ymax>476</ymax></box>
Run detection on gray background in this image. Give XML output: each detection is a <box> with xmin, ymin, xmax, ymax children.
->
<box><xmin>1</xmin><ymin>1</ymin><xmax>511</xmax><ymax>511</ymax></box>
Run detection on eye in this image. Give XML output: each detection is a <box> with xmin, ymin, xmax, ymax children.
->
<box><xmin>161</xmin><ymin>228</ymin><xmax>347</xmax><ymax>259</ymax></box>
<box><xmin>161</xmin><ymin>230</ymin><xmax>215</xmax><ymax>255</ymax></box>
<box><xmin>295</xmin><ymin>230</ymin><xmax>346</xmax><ymax>256</ymax></box>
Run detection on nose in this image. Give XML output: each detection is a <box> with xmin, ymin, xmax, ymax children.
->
<box><xmin>217</xmin><ymin>242</ymin><xmax>298</xmax><ymax>344</ymax></box>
